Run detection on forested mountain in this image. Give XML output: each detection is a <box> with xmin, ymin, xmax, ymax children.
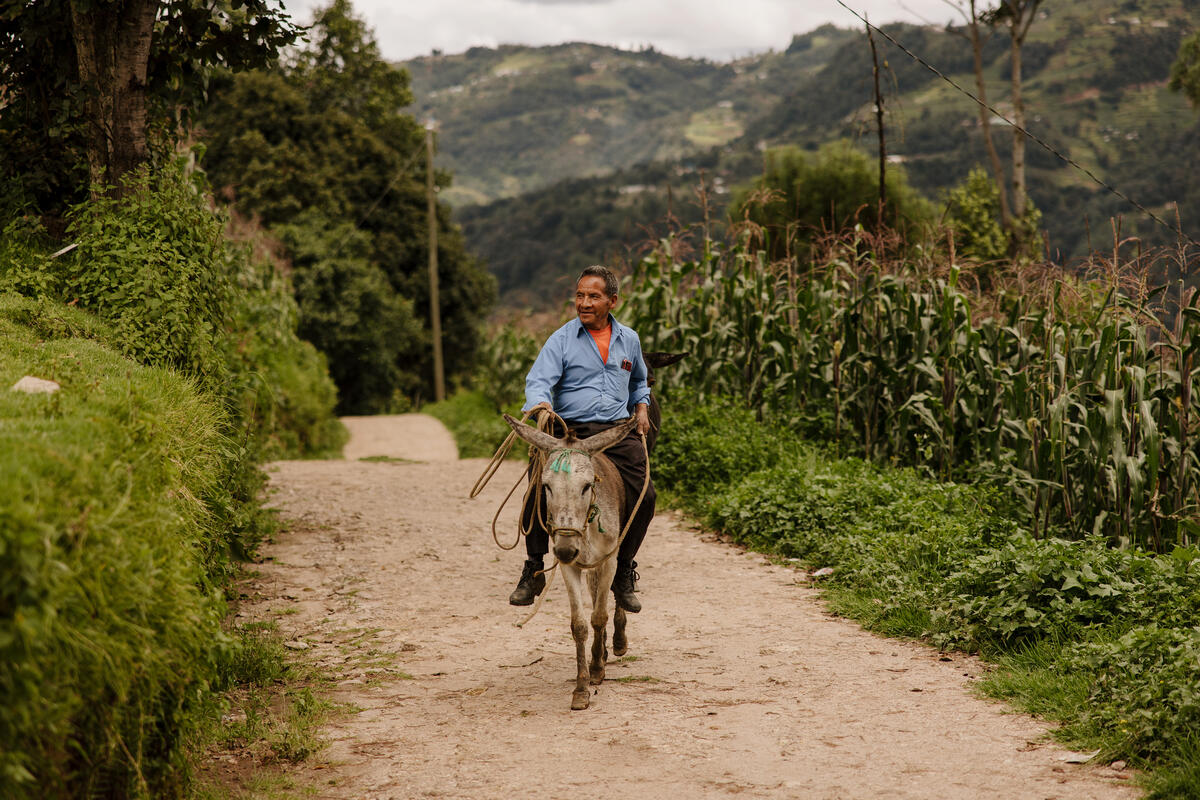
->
<box><xmin>404</xmin><ymin>0</ymin><xmax>1200</xmax><ymax>306</ymax></box>
<box><xmin>403</xmin><ymin>26</ymin><xmax>856</xmax><ymax>208</ymax></box>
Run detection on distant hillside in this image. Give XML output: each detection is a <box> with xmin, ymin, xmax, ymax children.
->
<box><xmin>408</xmin><ymin>1</ymin><xmax>1200</xmax><ymax>306</ymax></box>
<box><xmin>402</xmin><ymin>27</ymin><xmax>857</xmax><ymax>208</ymax></box>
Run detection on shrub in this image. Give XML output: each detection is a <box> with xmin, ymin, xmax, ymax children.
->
<box><xmin>59</xmin><ymin>166</ymin><xmax>234</xmax><ymax>388</ymax></box>
<box><xmin>1068</xmin><ymin>625</ymin><xmax>1200</xmax><ymax>760</ymax></box>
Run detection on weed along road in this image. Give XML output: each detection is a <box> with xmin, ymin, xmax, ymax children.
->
<box><xmin>245</xmin><ymin>414</ymin><xmax>1139</xmax><ymax>799</ymax></box>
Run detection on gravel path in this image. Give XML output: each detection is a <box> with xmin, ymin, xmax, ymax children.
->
<box><xmin>238</xmin><ymin>414</ymin><xmax>1140</xmax><ymax>799</ymax></box>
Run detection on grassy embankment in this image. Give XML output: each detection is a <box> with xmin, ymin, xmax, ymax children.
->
<box><xmin>0</xmin><ymin>166</ymin><xmax>346</xmax><ymax>798</ymax></box>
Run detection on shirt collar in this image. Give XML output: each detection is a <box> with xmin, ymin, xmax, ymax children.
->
<box><xmin>572</xmin><ymin>314</ymin><xmax>623</xmax><ymax>339</ymax></box>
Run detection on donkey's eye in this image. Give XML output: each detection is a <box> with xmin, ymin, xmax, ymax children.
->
<box><xmin>581</xmin><ymin>483</ymin><xmax>591</xmax><ymax>495</ymax></box>
<box><xmin>544</xmin><ymin>485</ymin><xmax>553</xmax><ymax>495</ymax></box>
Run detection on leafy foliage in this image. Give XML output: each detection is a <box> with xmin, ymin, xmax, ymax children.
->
<box><xmin>945</xmin><ymin>167</ymin><xmax>1011</xmax><ymax>263</ymax></box>
<box><xmin>1170</xmin><ymin>30</ymin><xmax>1200</xmax><ymax>110</ymax></box>
<box><xmin>0</xmin><ymin>295</ymin><xmax>236</xmax><ymax>796</ymax></box>
<box><xmin>729</xmin><ymin>140</ymin><xmax>934</xmax><ymax>259</ymax></box>
<box><xmin>198</xmin><ymin>0</ymin><xmax>495</xmax><ymax>409</ymax></box>
<box><xmin>273</xmin><ymin>212</ymin><xmax>424</xmax><ymax>413</ymax></box>
<box><xmin>0</xmin><ymin>0</ymin><xmax>299</xmax><ymax>215</ymax></box>
<box><xmin>59</xmin><ymin>166</ymin><xmax>233</xmax><ymax>385</ymax></box>
<box><xmin>646</xmin><ymin>394</ymin><xmax>1200</xmax><ymax>783</ymax></box>
<box><xmin>472</xmin><ymin>323</ymin><xmax>542</xmax><ymax>412</ymax></box>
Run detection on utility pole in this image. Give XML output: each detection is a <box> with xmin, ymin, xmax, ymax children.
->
<box><xmin>425</xmin><ymin>121</ymin><xmax>446</xmax><ymax>402</ymax></box>
<box><xmin>866</xmin><ymin>19</ymin><xmax>887</xmax><ymax>215</ymax></box>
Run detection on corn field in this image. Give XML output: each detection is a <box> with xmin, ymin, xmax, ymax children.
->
<box><xmin>623</xmin><ymin>232</ymin><xmax>1200</xmax><ymax>552</ymax></box>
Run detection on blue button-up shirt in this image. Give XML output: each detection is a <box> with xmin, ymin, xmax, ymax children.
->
<box><xmin>523</xmin><ymin>315</ymin><xmax>651</xmax><ymax>423</ymax></box>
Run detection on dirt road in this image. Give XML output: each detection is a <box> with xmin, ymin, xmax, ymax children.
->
<box><xmin>242</xmin><ymin>413</ymin><xmax>1139</xmax><ymax>799</ymax></box>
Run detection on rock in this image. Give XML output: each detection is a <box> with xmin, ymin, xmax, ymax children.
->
<box><xmin>11</xmin><ymin>376</ymin><xmax>60</xmax><ymax>394</ymax></box>
<box><xmin>284</xmin><ymin>640</ymin><xmax>310</xmax><ymax>650</ymax></box>
<box><xmin>1110</xmin><ymin>760</ymin><xmax>1127</xmax><ymax>771</ymax></box>
<box><xmin>811</xmin><ymin>567</ymin><xmax>835</xmax><ymax>578</ymax></box>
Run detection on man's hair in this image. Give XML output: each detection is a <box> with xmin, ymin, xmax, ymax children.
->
<box><xmin>577</xmin><ymin>265</ymin><xmax>619</xmax><ymax>298</ymax></box>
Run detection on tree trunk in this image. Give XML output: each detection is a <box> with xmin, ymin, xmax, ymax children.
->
<box><xmin>69</xmin><ymin>0</ymin><xmax>159</xmax><ymax>194</ymax></box>
<box><xmin>968</xmin><ymin>0</ymin><xmax>1011</xmax><ymax>230</ymax></box>
<box><xmin>1009</xmin><ymin>14</ymin><xmax>1027</xmax><ymax>220</ymax></box>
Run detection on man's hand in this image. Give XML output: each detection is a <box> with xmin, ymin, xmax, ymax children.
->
<box><xmin>634</xmin><ymin>403</ymin><xmax>650</xmax><ymax>436</ymax></box>
<box><xmin>527</xmin><ymin>401</ymin><xmax>553</xmax><ymax>418</ymax></box>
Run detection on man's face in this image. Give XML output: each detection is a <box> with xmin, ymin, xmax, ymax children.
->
<box><xmin>575</xmin><ymin>275</ymin><xmax>617</xmax><ymax>331</ymax></box>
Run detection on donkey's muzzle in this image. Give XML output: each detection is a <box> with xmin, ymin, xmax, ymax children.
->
<box><xmin>553</xmin><ymin>541</ymin><xmax>580</xmax><ymax>563</ymax></box>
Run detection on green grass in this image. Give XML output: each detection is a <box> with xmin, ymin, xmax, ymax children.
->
<box><xmin>0</xmin><ymin>294</ymin><xmax>243</xmax><ymax>796</ymax></box>
<box><xmin>421</xmin><ymin>389</ymin><xmax>523</xmax><ymax>459</ymax></box>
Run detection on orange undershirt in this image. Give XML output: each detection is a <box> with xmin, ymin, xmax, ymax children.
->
<box><xmin>587</xmin><ymin>323</ymin><xmax>611</xmax><ymax>363</ymax></box>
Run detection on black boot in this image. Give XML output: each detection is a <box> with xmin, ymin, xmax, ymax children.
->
<box><xmin>612</xmin><ymin>559</ymin><xmax>641</xmax><ymax>613</ymax></box>
<box><xmin>508</xmin><ymin>559</ymin><xmax>546</xmax><ymax>606</ymax></box>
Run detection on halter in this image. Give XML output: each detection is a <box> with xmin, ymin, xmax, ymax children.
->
<box><xmin>545</xmin><ymin>448</ymin><xmax>605</xmax><ymax>539</ymax></box>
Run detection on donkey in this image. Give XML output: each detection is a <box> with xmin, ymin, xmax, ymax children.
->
<box><xmin>503</xmin><ymin>413</ymin><xmax>638</xmax><ymax>710</ymax></box>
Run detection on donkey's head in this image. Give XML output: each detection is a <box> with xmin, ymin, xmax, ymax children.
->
<box><xmin>503</xmin><ymin>415</ymin><xmax>636</xmax><ymax>564</ymax></box>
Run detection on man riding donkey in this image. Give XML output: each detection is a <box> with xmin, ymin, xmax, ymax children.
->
<box><xmin>508</xmin><ymin>265</ymin><xmax>656</xmax><ymax>614</ymax></box>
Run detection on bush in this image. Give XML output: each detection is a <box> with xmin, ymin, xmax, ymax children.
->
<box><xmin>1068</xmin><ymin>625</ymin><xmax>1200</xmax><ymax>761</ymax></box>
<box><xmin>60</xmin><ymin>166</ymin><xmax>234</xmax><ymax>388</ymax></box>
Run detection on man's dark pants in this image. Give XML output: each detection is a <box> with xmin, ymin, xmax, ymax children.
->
<box><xmin>521</xmin><ymin>419</ymin><xmax>655</xmax><ymax>563</ymax></box>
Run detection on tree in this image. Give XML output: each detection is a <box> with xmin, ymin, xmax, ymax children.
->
<box><xmin>1169</xmin><ymin>31</ymin><xmax>1200</xmax><ymax>109</ymax></box>
<box><xmin>983</xmin><ymin>0</ymin><xmax>1042</xmax><ymax>256</ymax></box>
<box><xmin>941</xmin><ymin>0</ymin><xmax>1012</xmax><ymax>232</ymax></box>
<box><xmin>729</xmin><ymin>140</ymin><xmax>933</xmax><ymax>261</ymax></box>
<box><xmin>0</xmin><ymin>0</ymin><xmax>299</xmax><ymax>210</ymax></box>
<box><xmin>198</xmin><ymin>0</ymin><xmax>495</xmax><ymax>410</ymax></box>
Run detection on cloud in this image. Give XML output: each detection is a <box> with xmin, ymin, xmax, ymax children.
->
<box><xmin>283</xmin><ymin>0</ymin><xmax>960</xmax><ymax>63</ymax></box>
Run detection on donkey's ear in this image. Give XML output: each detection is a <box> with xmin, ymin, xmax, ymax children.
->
<box><xmin>503</xmin><ymin>414</ymin><xmax>563</xmax><ymax>452</ymax></box>
<box><xmin>577</xmin><ymin>416</ymin><xmax>637</xmax><ymax>455</ymax></box>
<box><xmin>643</xmin><ymin>351</ymin><xmax>689</xmax><ymax>369</ymax></box>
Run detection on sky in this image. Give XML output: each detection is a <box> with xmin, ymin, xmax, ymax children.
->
<box><xmin>281</xmin><ymin>0</ymin><xmax>963</xmax><ymax>63</ymax></box>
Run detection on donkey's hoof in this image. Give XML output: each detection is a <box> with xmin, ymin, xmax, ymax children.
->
<box><xmin>571</xmin><ymin>689</ymin><xmax>591</xmax><ymax>710</ymax></box>
<box><xmin>612</xmin><ymin>635</ymin><xmax>627</xmax><ymax>657</ymax></box>
<box><xmin>589</xmin><ymin>667</ymin><xmax>605</xmax><ymax>685</ymax></box>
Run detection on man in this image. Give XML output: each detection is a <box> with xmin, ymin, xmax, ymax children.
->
<box><xmin>509</xmin><ymin>265</ymin><xmax>656</xmax><ymax>613</ymax></box>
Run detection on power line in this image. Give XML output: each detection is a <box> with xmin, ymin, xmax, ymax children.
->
<box><xmin>834</xmin><ymin>0</ymin><xmax>1200</xmax><ymax>249</ymax></box>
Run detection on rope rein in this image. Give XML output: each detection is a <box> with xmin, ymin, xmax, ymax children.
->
<box><xmin>470</xmin><ymin>407</ymin><xmax>568</xmax><ymax>551</ymax></box>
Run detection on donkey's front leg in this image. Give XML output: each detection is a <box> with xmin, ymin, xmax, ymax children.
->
<box><xmin>561</xmin><ymin>565</ymin><xmax>591</xmax><ymax>710</ymax></box>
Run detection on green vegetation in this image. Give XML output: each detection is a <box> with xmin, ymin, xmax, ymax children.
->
<box><xmin>198</xmin><ymin>0</ymin><xmax>494</xmax><ymax>412</ymax></box>
<box><xmin>1170</xmin><ymin>29</ymin><xmax>1200</xmax><ymax>107</ymax></box>
<box><xmin>0</xmin><ymin>0</ymin><xmax>298</xmax><ymax>216</ymax></box>
<box><xmin>423</xmin><ymin>390</ymin><xmax>519</xmax><ymax>459</ymax></box>
<box><xmin>626</xmin><ymin>229</ymin><xmax>1196</xmax><ymax>552</ymax></box>
<box><xmin>729</xmin><ymin>140</ymin><xmax>934</xmax><ymax>259</ymax></box>
<box><xmin>654</xmin><ymin>394</ymin><xmax>1200</xmax><ymax>794</ymax></box>
<box><xmin>0</xmin><ymin>158</ymin><xmax>346</xmax><ymax>795</ymax></box>
<box><xmin>0</xmin><ymin>293</ymin><xmax>261</xmax><ymax>795</ymax></box>
<box><xmin>423</xmin><ymin>316</ymin><xmax>549</xmax><ymax>458</ymax></box>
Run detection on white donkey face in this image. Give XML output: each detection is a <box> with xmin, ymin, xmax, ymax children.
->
<box><xmin>540</xmin><ymin>450</ymin><xmax>598</xmax><ymax>562</ymax></box>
